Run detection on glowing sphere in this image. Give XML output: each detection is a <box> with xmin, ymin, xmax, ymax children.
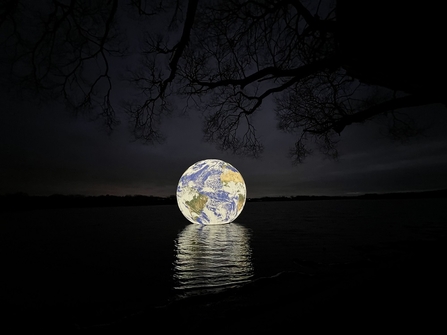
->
<box><xmin>176</xmin><ymin>159</ymin><xmax>246</xmax><ymax>224</ymax></box>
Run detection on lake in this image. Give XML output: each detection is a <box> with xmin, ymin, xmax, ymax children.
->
<box><xmin>1</xmin><ymin>199</ymin><xmax>447</xmax><ymax>330</ymax></box>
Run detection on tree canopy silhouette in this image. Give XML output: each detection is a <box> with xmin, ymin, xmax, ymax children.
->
<box><xmin>1</xmin><ymin>0</ymin><xmax>445</xmax><ymax>161</ymax></box>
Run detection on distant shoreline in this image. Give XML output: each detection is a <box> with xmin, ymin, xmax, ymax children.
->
<box><xmin>249</xmin><ymin>189</ymin><xmax>447</xmax><ymax>201</ymax></box>
<box><xmin>1</xmin><ymin>189</ymin><xmax>446</xmax><ymax>211</ymax></box>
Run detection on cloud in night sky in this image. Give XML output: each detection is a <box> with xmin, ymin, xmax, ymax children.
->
<box><xmin>1</xmin><ymin>92</ymin><xmax>447</xmax><ymax>197</ymax></box>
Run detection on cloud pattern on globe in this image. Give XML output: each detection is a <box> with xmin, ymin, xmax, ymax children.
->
<box><xmin>176</xmin><ymin>159</ymin><xmax>246</xmax><ymax>224</ymax></box>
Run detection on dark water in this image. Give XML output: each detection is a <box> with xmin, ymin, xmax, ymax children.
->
<box><xmin>1</xmin><ymin>199</ymin><xmax>447</xmax><ymax>325</ymax></box>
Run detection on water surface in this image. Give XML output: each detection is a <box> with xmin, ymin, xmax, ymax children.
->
<box><xmin>173</xmin><ymin>223</ymin><xmax>253</xmax><ymax>297</ymax></box>
<box><xmin>1</xmin><ymin>199</ymin><xmax>447</xmax><ymax>323</ymax></box>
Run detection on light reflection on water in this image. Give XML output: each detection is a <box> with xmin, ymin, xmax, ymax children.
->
<box><xmin>173</xmin><ymin>223</ymin><xmax>254</xmax><ymax>297</ymax></box>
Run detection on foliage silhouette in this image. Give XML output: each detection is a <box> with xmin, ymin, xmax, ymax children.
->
<box><xmin>1</xmin><ymin>0</ymin><xmax>445</xmax><ymax>161</ymax></box>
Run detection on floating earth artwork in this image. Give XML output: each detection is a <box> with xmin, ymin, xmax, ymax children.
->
<box><xmin>176</xmin><ymin>159</ymin><xmax>247</xmax><ymax>224</ymax></box>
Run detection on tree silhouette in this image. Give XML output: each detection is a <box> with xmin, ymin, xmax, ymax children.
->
<box><xmin>1</xmin><ymin>0</ymin><xmax>445</xmax><ymax>161</ymax></box>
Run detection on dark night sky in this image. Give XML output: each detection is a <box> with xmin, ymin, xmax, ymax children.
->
<box><xmin>1</xmin><ymin>1</ymin><xmax>447</xmax><ymax>198</ymax></box>
<box><xmin>2</xmin><ymin>89</ymin><xmax>447</xmax><ymax>198</ymax></box>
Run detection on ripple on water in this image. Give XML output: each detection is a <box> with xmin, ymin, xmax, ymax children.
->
<box><xmin>173</xmin><ymin>223</ymin><xmax>254</xmax><ymax>297</ymax></box>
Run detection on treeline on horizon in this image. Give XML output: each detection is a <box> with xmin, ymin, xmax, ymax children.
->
<box><xmin>0</xmin><ymin>193</ymin><xmax>177</xmax><ymax>211</ymax></box>
<box><xmin>1</xmin><ymin>189</ymin><xmax>447</xmax><ymax>211</ymax></box>
<box><xmin>251</xmin><ymin>189</ymin><xmax>447</xmax><ymax>201</ymax></box>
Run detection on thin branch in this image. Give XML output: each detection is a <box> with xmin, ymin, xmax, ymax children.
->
<box><xmin>332</xmin><ymin>93</ymin><xmax>443</xmax><ymax>134</ymax></box>
<box><xmin>162</xmin><ymin>0</ymin><xmax>199</xmax><ymax>93</ymax></box>
<box><xmin>194</xmin><ymin>56</ymin><xmax>340</xmax><ymax>89</ymax></box>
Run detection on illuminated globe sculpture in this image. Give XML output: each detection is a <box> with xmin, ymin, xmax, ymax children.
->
<box><xmin>176</xmin><ymin>159</ymin><xmax>246</xmax><ymax>224</ymax></box>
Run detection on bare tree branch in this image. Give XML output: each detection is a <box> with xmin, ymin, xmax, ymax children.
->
<box><xmin>2</xmin><ymin>0</ymin><xmax>445</xmax><ymax>161</ymax></box>
<box><xmin>332</xmin><ymin>93</ymin><xmax>445</xmax><ymax>134</ymax></box>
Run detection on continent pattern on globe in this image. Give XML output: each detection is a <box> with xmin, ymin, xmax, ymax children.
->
<box><xmin>176</xmin><ymin>159</ymin><xmax>247</xmax><ymax>224</ymax></box>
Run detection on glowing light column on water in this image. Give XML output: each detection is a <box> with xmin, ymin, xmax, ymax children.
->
<box><xmin>176</xmin><ymin>159</ymin><xmax>247</xmax><ymax>224</ymax></box>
